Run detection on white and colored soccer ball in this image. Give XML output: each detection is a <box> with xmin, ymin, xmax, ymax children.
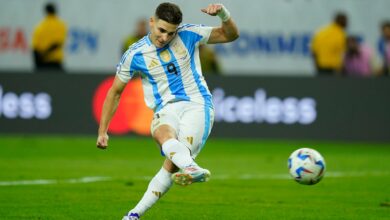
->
<box><xmin>288</xmin><ymin>148</ymin><xmax>326</xmax><ymax>185</ymax></box>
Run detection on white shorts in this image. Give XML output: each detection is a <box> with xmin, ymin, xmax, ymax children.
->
<box><xmin>151</xmin><ymin>101</ymin><xmax>214</xmax><ymax>158</ymax></box>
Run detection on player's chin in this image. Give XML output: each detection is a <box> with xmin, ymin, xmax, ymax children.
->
<box><xmin>158</xmin><ymin>39</ymin><xmax>171</xmax><ymax>46</ymax></box>
<box><xmin>157</xmin><ymin>42</ymin><xmax>166</xmax><ymax>48</ymax></box>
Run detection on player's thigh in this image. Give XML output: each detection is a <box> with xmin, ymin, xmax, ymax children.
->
<box><xmin>178</xmin><ymin>104</ymin><xmax>214</xmax><ymax>158</ymax></box>
<box><xmin>150</xmin><ymin>103</ymin><xmax>180</xmax><ymax>139</ymax></box>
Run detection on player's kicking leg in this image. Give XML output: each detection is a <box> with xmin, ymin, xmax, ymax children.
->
<box><xmin>157</xmin><ymin>133</ymin><xmax>211</xmax><ymax>186</ymax></box>
<box><xmin>170</xmin><ymin>102</ymin><xmax>214</xmax><ymax>186</ymax></box>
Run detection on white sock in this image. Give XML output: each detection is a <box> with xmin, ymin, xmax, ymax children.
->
<box><xmin>161</xmin><ymin>138</ymin><xmax>197</xmax><ymax>169</ymax></box>
<box><xmin>129</xmin><ymin>167</ymin><xmax>173</xmax><ymax>216</ymax></box>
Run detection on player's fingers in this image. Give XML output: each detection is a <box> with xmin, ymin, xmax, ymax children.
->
<box><xmin>211</xmin><ymin>4</ymin><xmax>219</xmax><ymax>13</ymax></box>
<box><xmin>214</xmin><ymin>4</ymin><xmax>222</xmax><ymax>12</ymax></box>
<box><xmin>209</xmin><ymin>4</ymin><xmax>216</xmax><ymax>12</ymax></box>
<box><xmin>97</xmin><ymin>141</ymin><xmax>107</xmax><ymax>149</ymax></box>
<box><xmin>201</xmin><ymin>4</ymin><xmax>212</xmax><ymax>14</ymax></box>
<box><xmin>202</xmin><ymin>8</ymin><xmax>212</xmax><ymax>15</ymax></box>
<box><xmin>201</xmin><ymin>4</ymin><xmax>220</xmax><ymax>15</ymax></box>
<box><xmin>209</xmin><ymin>4</ymin><xmax>221</xmax><ymax>15</ymax></box>
<box><xmin>96</xmin><ymin>137</ymin><xmax>108</xmax><ymax>149</ymax></box>
<box><xmin>209</xmin><ymin>5</ymin><xmax>215</xmax><ymax>14</ymax></box>
<box><xmin>97</xmin><ymin>144</ymin><xmax>107</xmax><ymax>149</ymax></box>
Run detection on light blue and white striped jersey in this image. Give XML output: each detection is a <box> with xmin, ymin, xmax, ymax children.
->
<box><xmin>116</xmin><ymin>24</ymin><xmax>213</xmax><ymax>112</ymax></box>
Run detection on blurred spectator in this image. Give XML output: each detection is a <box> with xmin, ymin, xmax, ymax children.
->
<box><xmin>311</xmin><ymin>12</ymin><xmax>348</xmax><ymax>75</ymax></box>
<box><xmin>32</xmin><ymin>2</ymin><xmax>67</xmax><ymax>72</ymax></box>
<box><xmin>199</xmin><ymin>45</ymin><xmax>221</xmax><ymax>75</ymax></box>
<box><xmin>121</xmin><ymin>18</ymin><xmax>148</xmax><ymax>54</ymax></box>
<box><xmin>343</xmin><ymin>36</ymin><xmax>375</xmax><ymax>77</ymax></box>
<box><xmin>379</xmin><ymin>20</ymin><xmax>390</xmax><ymax>76</ymax></box>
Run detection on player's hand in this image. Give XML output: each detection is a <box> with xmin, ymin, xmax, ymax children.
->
<box><xmin>97</xmin><ymin>133</ymin><xmax>109</xmax><ymax>150</ymax></box>
<box><xmin>201</xmin><ymin>4</ymin><xmax>223</xmax><ymax>16</ymax></box>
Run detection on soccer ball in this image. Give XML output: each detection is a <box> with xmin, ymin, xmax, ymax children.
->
<box><xmin>288</xmin><ymin>148</ymin><xmax>326</xmax><ymax>185</ymax></box>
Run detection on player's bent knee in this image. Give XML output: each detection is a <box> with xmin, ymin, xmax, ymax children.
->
<box><xmin>153</xmin><ymin>124</ymin><xmax>177</xmax><ymax>146</ymax></box>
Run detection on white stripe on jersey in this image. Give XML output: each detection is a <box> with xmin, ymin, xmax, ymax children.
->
<box><xmin>116</xmin><ymin>24</ymin><xmax>214</xmax><ymax>112</ymax></box>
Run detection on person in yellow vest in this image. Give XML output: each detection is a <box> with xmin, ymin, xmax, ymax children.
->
<box><xmin>32</xmin><ymin>3</ymin><xmax>67</xmax><ymax>72</ymax></box>
<box><xmin>311</xmin><ymin>12</ymin><xmax>348</xmax><ymax>75</ymax></box>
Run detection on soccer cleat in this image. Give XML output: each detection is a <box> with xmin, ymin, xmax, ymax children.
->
<box><xmin>172</xmin><ymin>165</ymin><xmax>211</xmax><ymax>186</ymax></box>
<box><xmin>122</xmin><ymin>213</ymin><xmax>140</xmax><ymax>220</ymax></box>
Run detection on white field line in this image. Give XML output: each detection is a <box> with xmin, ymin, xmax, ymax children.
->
<box><xmin>0</xmin><ymin>176</ymin><xmax>111</xmax><ymax>186</ymax></box>
<box><xmin>0</xmin><ymin>171</ymin><xmax>388</xmax><ymax>186</ymax></box>
<box><xmin>212</xmin><ymin>171</ymin><xmax>390</xmax><ymax>180</ymax></box>
<box><xmin>134</xmin><ymin>171</ymin><xmax>390</xmax><ymax>181</ymax></box>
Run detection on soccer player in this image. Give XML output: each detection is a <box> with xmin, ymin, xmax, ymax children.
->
<box><xmin>96</xmin><ymin>2</ymin><xmax>239</xmax><ymax>220</ymax></box>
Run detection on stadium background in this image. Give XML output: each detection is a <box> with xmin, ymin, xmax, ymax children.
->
<box><xmin>1</xmin><ymin>0</ymin><xmax>390</xmax><ymax>75</ymax></box>
<box><xmin>0</xmin><ymin>1</ymin><xmax>389</xmax><ymax>220</ymax></box>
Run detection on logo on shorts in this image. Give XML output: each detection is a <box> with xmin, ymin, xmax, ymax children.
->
<box><xmin>169</xmin><ymin>152</ymin><xmax>176</xmax><ymax>159</ymax></box>
<box><xmin>186</xmin><ymin>136</ymin><xmax>194</xmax><ymax>145</ymax></box>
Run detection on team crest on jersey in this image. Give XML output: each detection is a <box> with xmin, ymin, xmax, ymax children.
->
<box><xmin>160</xmin><ymin>50</ymin><xmax>171</xmax><ymax>63</ymax></box>
<box><xmin>172</xmin><ymin>42</ymin><xmax>187</xmax><ymax>57</ymax></box>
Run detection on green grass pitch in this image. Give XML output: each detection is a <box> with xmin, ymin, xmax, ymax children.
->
<box><xmin>0</xmin><ymin>135</ymin><xmax>389</xmax><ymax>219</ymax></box>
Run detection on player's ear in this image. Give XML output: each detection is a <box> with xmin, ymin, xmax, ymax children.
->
<box><xmin>149</xmin><ymin>17</ymin><xmax>155</xmax><ymax>28</ymax></box>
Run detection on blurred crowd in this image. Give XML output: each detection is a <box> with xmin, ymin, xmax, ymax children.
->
<box><xmin>311</xmin><ymin>12</ymin><xmax>390</xmax><ymax>77</ymax></box>
<box><xmin>31</xmin><ymin>3</ymin><xmax>390</xmax><ymax>77</ymax></box>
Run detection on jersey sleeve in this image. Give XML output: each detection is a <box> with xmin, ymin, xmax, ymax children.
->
<box><xmin>116</xmin><ymin>51</ymin><xmax>136</xmax><ymax>83</ymax></box>
<box><xmin>179</xmin><ymin>24</ymin><xmax>213</xmax><ymax>45</ymax></box>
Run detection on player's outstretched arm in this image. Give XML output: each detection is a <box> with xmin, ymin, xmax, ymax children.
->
<box><xmin>96</xmin><ymin>75</ymin><xmax>127</xmax><ymax>149</ymax></box>
<box><xmin>201</xmin><ymin>4</ymin><xmax>239</xmax><ymax>44</ymax></box>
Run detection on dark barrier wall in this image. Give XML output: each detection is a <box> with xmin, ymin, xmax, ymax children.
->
<box><xmin>0</xmin><ymin>74</ymin><xmax>107</xmax><ymax>134</ymax></box>
<box><xmin>206</xmin><ymin>76</ymin><xmax>390</xmax><ymax>141</ymax></box>
<box><xmin>0</xmin><ymin>73</ymin><xmax>389</xmax><ymax>141</ymax></box>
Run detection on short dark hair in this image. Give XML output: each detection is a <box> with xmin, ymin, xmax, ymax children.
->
<box><xmin>45</xmin><ymin>3</ymin><xmax>56</xmax><ymax>15</ymax></box>
<box><xmin>155</xmin><ymin>2</ymin><xmax>182</xmax><ymax>25</ymax></box>
<box><xmin>334</xmin><ymin>12</ymin><xmax>348</xmax><ymax>28</ymax></box>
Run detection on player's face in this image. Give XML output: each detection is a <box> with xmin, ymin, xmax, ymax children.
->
<box><xmin>149</xmin><ymin>17</ymin><xmax>178</xmax><ymax>48</ymax></box>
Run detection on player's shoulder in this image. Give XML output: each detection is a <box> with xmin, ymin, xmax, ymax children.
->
<box><xmin>120</xmin><ymin>36</ymin><xmax>149</xmax><ymax>64</ymax></box>
<box><xmin>127</xmin><ymin>36</ymin><xmax>150</xmax><ymax>54</ymax></box>
<box><xmin>178</xmin><ymin>23</ymin><xmax>205</xmax><ymax>32</ymax></box>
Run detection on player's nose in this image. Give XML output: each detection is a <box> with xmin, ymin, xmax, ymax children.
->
<box><xmin>161</xmin><ymin>33</ymin><xmax>169</xmax><ymax>42</ymax></box>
